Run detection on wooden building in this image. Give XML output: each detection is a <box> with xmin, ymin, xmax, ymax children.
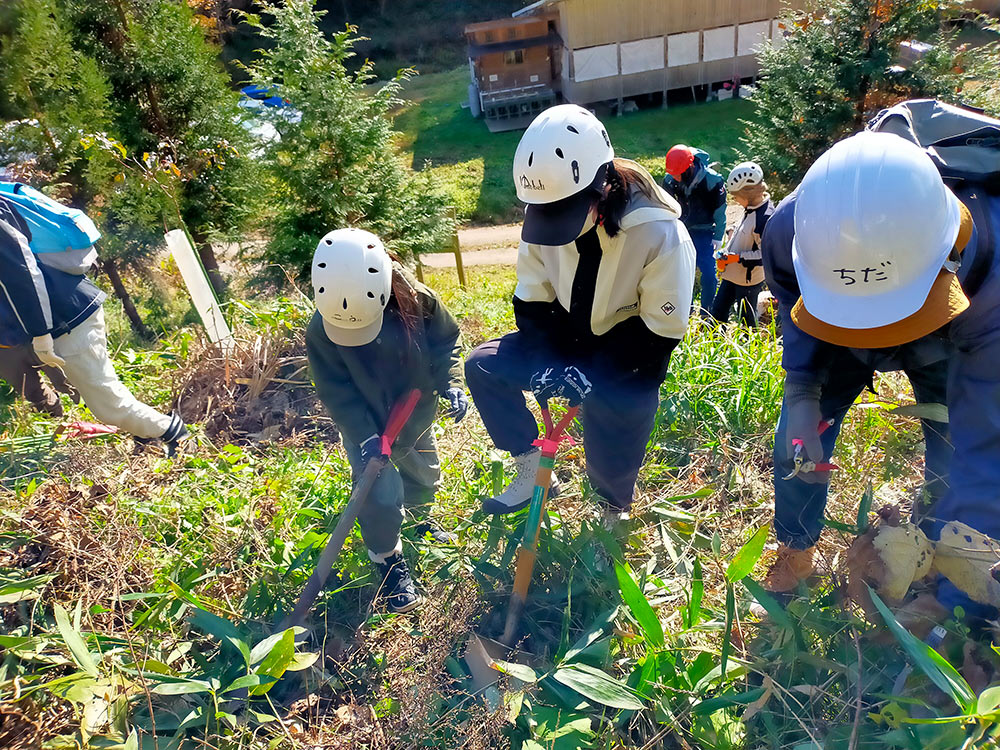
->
<box><xmin>466</xmin><ymin>0</ymin><xmax>806</xmax><ymax>130</ymax></box>
<box><xmin>464</xmin><ymin>14</ymin><xmax>562</xmax><ymax>131</ymax></box>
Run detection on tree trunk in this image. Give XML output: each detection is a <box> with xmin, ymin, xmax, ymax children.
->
<box><xmin>100</xmin><ymin>259</ymin><xmax>152</xmax><ymax>339</ymax></box>
<box><xmin>190</xmin><ymin>228</ymin><xmax>227</xmax><ymax>299</ymax></box>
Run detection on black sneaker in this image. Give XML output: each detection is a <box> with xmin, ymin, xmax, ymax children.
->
<box><xmin>375</xmin><ymin>553</ymin><xmax>421</xmax><ymax>613</ymax></box>
<box><xmin>414</xmin><ymin>521</ymin><xmax>457</xmax><ymax>544</ymax></box>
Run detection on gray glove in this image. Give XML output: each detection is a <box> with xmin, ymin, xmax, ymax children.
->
<box><xmin>784</xmin><ymin>380</ymin><xmax>828</xmax><ymax>484</ymax></box>
<box><xmin>443</xmin><ymin>387</ymin><xmax>468</xmax><ymax>423</ymax></box>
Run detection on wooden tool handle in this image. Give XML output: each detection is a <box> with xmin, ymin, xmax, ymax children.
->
<box><xmin>280</xmin><ymin>389</ymin><xmax>422</xmax><ymax>630</ymax></box>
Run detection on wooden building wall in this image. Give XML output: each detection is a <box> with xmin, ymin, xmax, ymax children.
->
<box><xmin>557</xmin><ymin>0</ymin><xmax>781</xmax><ymax>48</ymax></box>
<box><xmin>475</xmin><ymin>45</ymin><xmax>554</xmax><ymax>92</ymax></box>
<box><xmin>542</xmin><ymin>0</ymin><xmax>804</xmax><ymax>104</ymax></box>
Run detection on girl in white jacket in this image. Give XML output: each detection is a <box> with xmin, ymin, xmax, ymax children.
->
<box><xmin>466</xmin><ymin>105</ymin><xmax>696</xmax><ymax>517</ymax></box>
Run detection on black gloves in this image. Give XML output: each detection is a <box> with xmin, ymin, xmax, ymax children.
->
<box><xmin>529</xmin><ymin>365</ymin><xmax>592</xmax><ymax>407</ymax></box>
<box><xmin>443</xmin><ymin>387</ymin><xmax>469</xmax><ymax>423</ymax></box>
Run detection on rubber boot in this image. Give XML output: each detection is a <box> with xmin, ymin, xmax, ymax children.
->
<box><xmin>762</xmin><ymin>545</ymin><xmax>816</xmax><ymax>593</ymax></box>
<box><xmin>481</xmin><ymin>448</ymin><xmax>560</xmax><ymax>515</ymax></box>
<box><xmin>373</xmin><ymin>552</ymin><xmax>421</xmax><ymax>613</ymax></box>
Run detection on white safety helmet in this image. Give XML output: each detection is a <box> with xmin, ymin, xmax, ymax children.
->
<box><xmin>791</xmin><ymin>131</ymin><xmax>966</xmax><ymax>344</ymax></box>
<box><xmin>312</xmin><ymin>228</ymin><xmax>393</xmax><ymax>347</ymax></box>
<box><xmin>726</xmin><ymin>161</ymin><xmax>764</xmax><ymax>193</ymax></box>
<box><xmin>513</xmin><ymin>104</ymin><xmax>614</xmax><ymax>245</ymax></box>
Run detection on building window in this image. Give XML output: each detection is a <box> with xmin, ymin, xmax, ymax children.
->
<box><xmin>484</xmin><ymin>31</ymin><xmax>495</xmax><ymax>42</ymax></box>
<box><xmin>504</xmin><ymin>49</ymin><xmax>524</xmax><ymax>65</ymax></box>
<box><xmin>507</xmin><ymin>28</ymin><xmax>518</xmax><ymax>40</ymax></box>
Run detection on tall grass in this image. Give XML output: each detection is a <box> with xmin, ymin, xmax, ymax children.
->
<box><xmin>1</xmin><ymin>268</ymin><xmax>990</xmax><ymax>750</ymax></box>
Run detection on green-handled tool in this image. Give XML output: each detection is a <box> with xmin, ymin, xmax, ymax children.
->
<box><xmin>465</xmin><ymin>400</ymin><xmax>578</xmax><ymax>693</ymax></box>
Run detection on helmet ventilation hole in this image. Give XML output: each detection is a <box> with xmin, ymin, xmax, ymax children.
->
<box><xmin>367</xmin><ymin>243</ymin><xmax>376</xmax><ymax>249</ymax></box>
<box><xmin>368</xmin><ymin>267</ymin><xmax>379</xmax><ymax>273</ymax></box>
<box><xmin>380</xmin><ymin>294</ymin><xmax>385</xmax><ymax>305</ymax></box>
<box><xmin>528</xmin><ymin>152</ymin><xmax>533</xmax><ymax>167</ymax></box>
<box><xmin>367</xmin><ymin>291</ymin><xmax>375</xmax><ymax>298</ymax></box>
<box><xmin>317</xmin><ymin>262</ymin><xmax>326</xmax><ymax>268</ymax></box>
<box><xmin>324</xmin><ymin>239</ymin><xmax>333</xmax><ymax>245</ymax></box>
<box><xmin>318</xmin><ymin>287</ymin><xmax>324</xmax><ymax>294</ymax></box>
<box><xmin>342</xmin><ymin>299</ymin><xmax>348</xmax><ymax>310</ymax></box>
<box><xmin>566</xmin><ymin>125</ymin><xmax>579</xmax><ymax>134</ymax></box>
<box><xmin>555</xmin><ymin>148</ymin><xmax>564</xmax><ymax>159</ymax></box>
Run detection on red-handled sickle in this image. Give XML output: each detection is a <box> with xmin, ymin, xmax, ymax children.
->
<box><xmin>279</xmin><ymin>389</ymin><xmax>422</xmax><ymax>630</ymax></box>
<box><xmin>785</xmin><ymin>417</ymin><xmax>839</xmax><ymax>479</ymax></box>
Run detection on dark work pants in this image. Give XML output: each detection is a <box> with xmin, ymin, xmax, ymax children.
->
<box><xmin>0</xmin><ymin>343</ymin><xmax>76</xmax><ymax>414</ymax></box>
<box><xmin>711</xmin><ymin>280</ymin><xmax>763</xmax><ymax>327</ymax></box>
<box><xmin>344</xmin><ymin>423</ymin><xmax>440</xmax><ymax>555</ymax></box>
<box><xmin>773</xmin><ymin>357</ymin><xmax>951</xmax><ymax>549</ymax></box>
<box><xmin>689</xmin><ymin>228</ymin><xmax>718</xmax><ymax>312</ymax></box>
<box><xmin>465</xmin><ymin>332</ymin><xmax>662</xmax><ymax>510</ymax></box>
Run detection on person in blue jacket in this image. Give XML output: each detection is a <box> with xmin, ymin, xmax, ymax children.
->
<box><xmin>0</xmin><ymin>196</ymin><xmax>187</xmax><ymax>453</ymax></box>
<box><xmin>662</xmin><ymin>145</ymin><xmax>727</xmax><ymax>313</ymax></box>
<box><xmin>761</xmin><ymin>128</ymin><xmax>1000</xmax><ymax>621</ymax></box>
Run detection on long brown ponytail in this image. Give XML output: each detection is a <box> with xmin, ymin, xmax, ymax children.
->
<box><xmin>595</xmin><ymin>158</ymin><xmax>662</xmax><ymax>238</ymax></box>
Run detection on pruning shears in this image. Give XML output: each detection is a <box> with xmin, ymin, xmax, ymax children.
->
<box><xmin>783</xmin><ymin>417</ymin><xmax>839</xmax><ymax>480</ymax></box>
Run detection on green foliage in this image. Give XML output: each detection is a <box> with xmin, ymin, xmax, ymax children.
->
<box><xmin>742</xmin><ymin>0</ymin><xmax>987</xmax><ymax>191</ymax></box>
<box><xmin>6</xmin><ymin>274</ymin><xmax>1000</xmax><ymax>749</ymax></box>
<box><xmin>0</xmin><ymin>0</ymin><xmax>110</xmax><ymax>181</ymax></box>
<box><xmin>66</xmin><ymin>0</ymin><xmax>262</xmax><ymax>261</ymax></box>
<box><xmin>652</xmin><ymin>317</ymin><xmax>784</xmax><ymax>463</ymax></box>
<box><xmin>242</xmin><ymin>0</ymin><xmax>453</xmax><ymax>276</ymax></box>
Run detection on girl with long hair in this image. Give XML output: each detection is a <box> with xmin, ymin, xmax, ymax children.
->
<box><xmin>466</xmin><ymin>105</ymin><xmax>696</xmax><ymax>522</ymax></box>
<box><xmin>306</xmin><ymin>228</ymin><xmax>466</xmax><ymax>613</ymax></box>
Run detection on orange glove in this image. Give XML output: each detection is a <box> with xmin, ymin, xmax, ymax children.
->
<box><xmin>716</xmin><ymin>254</ymin><xmax>739</xmax><ymax>273</ymax></box>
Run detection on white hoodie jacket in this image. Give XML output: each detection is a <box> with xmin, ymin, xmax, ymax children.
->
<box><xmin>514</xmin><ymin>160</ymin><xmax>696</xmax><ymax>341</ymax></box>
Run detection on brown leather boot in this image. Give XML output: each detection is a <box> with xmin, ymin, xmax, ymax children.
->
<box><xmin>762</xmin><ymin>545</ymin><xmax>817</xmax><ymax>593</ymax></box>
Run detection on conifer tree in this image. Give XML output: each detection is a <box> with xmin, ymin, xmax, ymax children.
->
<box><xmin>243</xmin><ymin>0</ymin><xmax>452</xmax><ymax>276</ymax></box>
<box><xmin>741</xmin><ymin>0</ymin><xmax>997</xmax><ymax>190</ymax></box>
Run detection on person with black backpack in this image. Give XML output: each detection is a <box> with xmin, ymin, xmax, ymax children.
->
<box><xmin>760</xmin><ymin>100</ymin><xmax>1000</xmax><ymax>623</ymax></box>
<box><xmin>0</xmin><ymin>193</ymin><xmax>188</xmax><ymax>455</ymax></box>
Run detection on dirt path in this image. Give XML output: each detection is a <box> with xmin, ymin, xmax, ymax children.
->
<box><xmin>421</xmin><ymin>245</ymin><xmax>518</xmax><ymax>268</ymax></box>
<box><xmin>458</xmin><ymin>223</ymin><xmax>521</xmax><ymax>251</ymax></box>
<box><xmin>421</xmin><ymin>223</ymin><xmax>521</xmax><ymax>268</ymax></box>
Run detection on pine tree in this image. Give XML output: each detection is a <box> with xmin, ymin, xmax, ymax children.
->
<box><xmin>741</xmin><ymin>0</ymin><xmax>996</xmax><ymax>191</ymax></box>
<box><xmin>0</xmin><ymin>0</ymin><xmax>110</xmax><ymax>184</ymax></box>
<box><xmin>60</xmin><ymin>0</ymin><xmax>263</xmax><ymax>298</ymax></box>
<box><xmin>243</xmin><ymin>0</ymin><xmax>453</xmax><ymax>277</ymax></box>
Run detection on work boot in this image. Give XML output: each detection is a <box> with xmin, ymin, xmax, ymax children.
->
<box><xmin>762</xmin><ymin>545</ymin><xmax>816</xmax><ymax>593</ymax></box>
<box><xmin>414</xmin><ymin>520</ymin><xmax>457</xmax><ymax>544</ymax></box>
<box><xmin>374</xmin><ymin>552</ymin><xmax>421</xmax><ymax>614</ymax></box>
<box><xmin>481</xmin><ymin>448</ymin><xmax>561</xmax><ymax>515</ymax></box>
<box><xmin>31</xmin><ymin>389</ymin><xmax>64</xmax><ymax>418</ymax></box>
<box><xmin>135</xmin><ymin>412</ymin><xmax>189</xmax><ymax>457</ymax></box>
<box><xmin>601</xmin><ymin>507</ymin><xmax>630</xmax><ymax>532</ymax></box>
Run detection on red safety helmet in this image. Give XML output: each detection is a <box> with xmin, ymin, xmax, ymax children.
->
<box><xmin>664</xmin><ymin>145</ymin><xmax>696</xmax><ymax>180</ymax></box>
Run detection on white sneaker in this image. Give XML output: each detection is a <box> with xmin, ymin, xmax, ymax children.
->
<box><xmin>481</xmin><ymin>448</ymin><xmax>560</xmax><ymax>515</ymax></box>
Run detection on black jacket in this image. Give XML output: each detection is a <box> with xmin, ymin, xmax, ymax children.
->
<box><xmin>0</xmin><ymin>197</ymin><xmax>105</xmax><ymax>347</ymax></box>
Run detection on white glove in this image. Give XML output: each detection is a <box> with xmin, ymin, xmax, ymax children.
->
<box><xmin>32</xmin><ymin>334</ymin><xmax>66</xmax><ymax>369</ymax></box>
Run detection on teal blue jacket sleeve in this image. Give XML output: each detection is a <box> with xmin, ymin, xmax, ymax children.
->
<box><xmin>712</xmin><ymin>198</ymin><xmax>728</xmax><ymax>241</ymax></box>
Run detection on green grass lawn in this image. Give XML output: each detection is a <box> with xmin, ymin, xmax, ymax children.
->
<box><xmin>395</xmin><ymin>68</ymin><xmax>755</xmax><ymax>225</ymax></box>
